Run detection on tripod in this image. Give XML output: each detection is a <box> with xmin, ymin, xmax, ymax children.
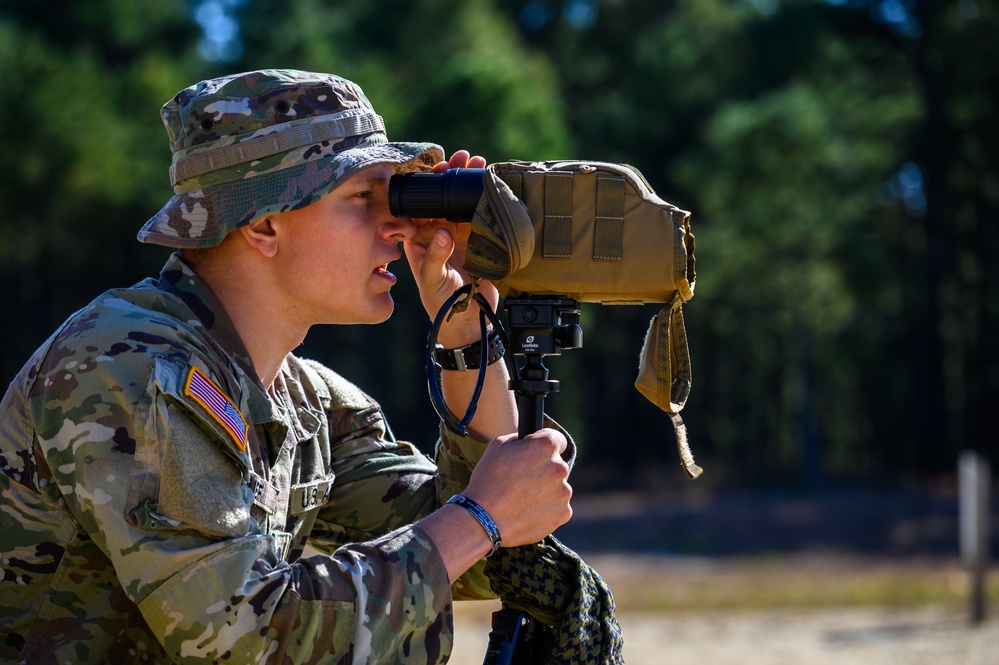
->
<box><xmin>424</xmin><ymin>288</ymin><xmax>583</xmax><ymax>664</ymax></box>
<box><xmin>481</xmin><ymin>296</ymin><xmax>581</xmax><ymax>665</ymax></box>
<box><xmin>426</xmin><ymin>288</ymin><xmax>581</xmax><ymax>440</ymax></box>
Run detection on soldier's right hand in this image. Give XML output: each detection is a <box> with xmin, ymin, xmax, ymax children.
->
<box><xmin>462</xmin><ymin>428</ymin><xmax>573</xmax><ymax>548</ymax></box>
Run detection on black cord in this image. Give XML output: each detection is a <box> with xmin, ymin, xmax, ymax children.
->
<box><xmin>426</xmin><ymin>285</ymin><xmax>515</xmax><ymax>435</ymax></box>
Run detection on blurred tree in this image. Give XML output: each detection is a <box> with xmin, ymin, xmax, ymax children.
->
<box><xmin>673</xmin><ymin>18</ymin><xmax>923</xmax><ymax>482</ymax></box>
<box><xmin>0</xmin><ymin>0</ymin><xmax>207</xmax><ymax>387</ymax></box>
<box><xmin>490</xmin><ymin>0</ymin><xmax>997</xmax><ymax>486</ymax></box>
<box><xmin>906</xmin><ymin>0</ymin><xmax>999</xmax><ymax>472</ymax></box>
<box><xmin>235</xmin><ymin>0</ymin><xmax>572</xmax><ymax>160</ymax></box>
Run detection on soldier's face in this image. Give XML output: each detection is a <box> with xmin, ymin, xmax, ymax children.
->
<box><xmin>269</xmin><ymin>164</ymin><xmax>416</xmax><ymax>326</ymax></box>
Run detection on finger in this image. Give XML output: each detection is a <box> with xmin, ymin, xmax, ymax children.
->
<box><xmin>539</xmin><ymin>428</ymin><xmax>569</xmax><ymax>457</ymax></box>
<box><xmin>422</xmin><ymin>228</ymin><xmax>454</xmax><ymax>284</ymax></box>
<box><xmin>431</xmin><ymin>150</ymin><xmax>483</xmax><ymax>174</ymax></box>
<box><xmin>448</xmin><ymin>149</ymin><xmax>471</xmax><ymax>168</ymax></box>
<box><xmin>489</xmin><ymin>432</ymin><xmax>519</xmax><ymax>448</ymax></box>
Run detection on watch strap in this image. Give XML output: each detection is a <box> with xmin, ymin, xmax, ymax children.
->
<box><xmin>433</xmin><ymin>330</ymin><xmax>505</xmax><ymax>371</ymax></box>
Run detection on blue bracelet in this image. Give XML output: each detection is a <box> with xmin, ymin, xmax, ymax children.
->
<box><xmin>447</xmin><ymin>494</ymin><xmax>502</xmax><ymax>556</ymax></box>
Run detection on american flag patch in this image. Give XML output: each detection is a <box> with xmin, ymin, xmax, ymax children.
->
<box><xmin>184</xmin><ymin>366</ymin><xmax>248</xmax><ymax>451</ymax></box>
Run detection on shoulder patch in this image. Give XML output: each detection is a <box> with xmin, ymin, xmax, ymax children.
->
<box><xmin>183</xmin><ymin>366</ymin><xmax>248</xmax><ymax>451</ymax></box>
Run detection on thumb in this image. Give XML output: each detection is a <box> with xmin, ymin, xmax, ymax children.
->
<box><xmin>422</xmin><ymin>228</ymin><xmax>454</xmax><ymax>283</ymax></box>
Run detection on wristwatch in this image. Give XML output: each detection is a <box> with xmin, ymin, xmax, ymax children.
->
<box><xmin>433</xmin><ymin>330</ymin><xmax>505</xmax><ymax>371</ymax></box>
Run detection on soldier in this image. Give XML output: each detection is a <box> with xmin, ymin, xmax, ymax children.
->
<box><xmin>0</xmin><ymin>69</ymin><xmax>573</xmax><ymax>664</ymax></box>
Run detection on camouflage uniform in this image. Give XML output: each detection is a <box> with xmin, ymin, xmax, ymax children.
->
<box><xmin>0</xmin><ymin>70</ymin><xmax>500</xmax><ymax>664</ymax></box>
<box><xmin>0</xmin><ymin>252</ymin><xmax>499</xmax><ymax>664</ymax></box>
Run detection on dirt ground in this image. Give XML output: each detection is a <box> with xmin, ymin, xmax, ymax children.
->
<box><xmin>453</xmin><ymin>602</ymin><xmax>999</xmax><ymax>665</ymax></box>
<box><xmin>450</xmin><ymin>582</ymin><xmax>999</xmax><ymax>665</ymax></box>
<box><xmin>448</xmin><ymin>485</ymin><xmax>999</xmax><ymax>664</ymax></box>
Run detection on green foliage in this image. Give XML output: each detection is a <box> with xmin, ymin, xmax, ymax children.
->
<box><xmin>234</xmin><ymin>0</ymin><xmax>573</xmax><ymax>159</ymax></box>
<box><xmin>490</xmin><ymin>0</ymin><xmax>998</xmax><ymax>483</ymax></box>
<box><xmin>670</xmin><ymin>20</ymin><xmax>924</xmax><ymax>475</ymax></box>
<box><xmin>0</xmin><ymin>1</ymin><xmax>206</xmax><ymax>371</ymax></box>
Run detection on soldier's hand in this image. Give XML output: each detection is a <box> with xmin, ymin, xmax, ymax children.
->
<box><xmin>402</xmin><ymin>150</ymin><xmax>499</xmax><ymax>347</ymax></box>
<box><xmin>462</xmin><ymin>428</ymin><xmax>573</xmax><ymax>548</ymax></box>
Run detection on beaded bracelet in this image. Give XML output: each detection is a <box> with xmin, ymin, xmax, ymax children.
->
<box><xmin>446</xmin><ymin>494</ymin><xmax>502</xmax><ymax>556</ymax></box>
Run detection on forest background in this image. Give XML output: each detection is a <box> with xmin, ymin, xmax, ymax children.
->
<box><xmin>1</xmin><ymin>0</ymin><xmax>996</xmax><ymax>494</ymax></box>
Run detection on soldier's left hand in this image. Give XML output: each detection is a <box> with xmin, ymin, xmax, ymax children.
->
<box><xmin>403</xmin><ymin>150</ymin><xmax>499</xmax><ymax>345</ymax></box>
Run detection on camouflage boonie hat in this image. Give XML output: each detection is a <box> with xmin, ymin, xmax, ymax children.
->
<box><xmin>139</xmin><ymin>69</ymin><xmax>445</xmax><ymax>248</ymax></box>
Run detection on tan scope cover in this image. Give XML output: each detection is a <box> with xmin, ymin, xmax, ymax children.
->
<box><xmin>464</xmin><ymin>160</ymin><xmax>702</xmax><ymax>478</ymax></box>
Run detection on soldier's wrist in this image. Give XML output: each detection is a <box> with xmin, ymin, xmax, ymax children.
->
<box><xmin>446</xmin><ymin>494</ymin><xmax>502</xmax><ymax>556</ymax></box>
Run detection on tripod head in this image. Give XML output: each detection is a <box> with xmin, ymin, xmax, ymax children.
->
<box><xmin>425</xmin><ymin>288</ymin><xmax>581</xmax><ymax>439</ymax></box>
<box><xmin>503</xmin><ymin>296</ymin><xmax>582</xmax><ymax>438</ymax></box>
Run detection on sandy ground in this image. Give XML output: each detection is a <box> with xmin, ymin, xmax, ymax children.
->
<box><xmin>451</xmin><ymin>488</ymin><xmax>999</xmax><ymax>665</ymax></box>
<box><xmin>451</xmin><ymin>600</ymin><xmax>999</xmax><ymax>664</ymax></box>
<box><xmin>447</xmin><ymin>485</ymin><xmax>999</xmax><ymax>663</ymax></box>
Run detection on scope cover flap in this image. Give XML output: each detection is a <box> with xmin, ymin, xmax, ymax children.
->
<box><xmin>464</xmin><ymin>160</ymin><xmax>702</xmax><ymax>478</ymax></box>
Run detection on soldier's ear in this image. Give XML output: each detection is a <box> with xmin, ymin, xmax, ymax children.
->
<box><xmin>239</xmin><ymin>216</ymin><xmax>279</xmax><ymax>258</ymax></box>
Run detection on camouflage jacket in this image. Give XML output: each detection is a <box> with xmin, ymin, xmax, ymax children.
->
<box><xmin>0</xmin><ymin>252</ymin><xmax>498</xmax><ymax>665</ymax></box>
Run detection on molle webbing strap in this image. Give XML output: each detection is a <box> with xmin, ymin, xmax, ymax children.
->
<box><xmin>593</xmin><ymin>174</ymin><xmax>625</xmax><ymax>261</ymax></box>
<box><xmin>501</xmin><ymin>171</ymin><xmax>523</xmax><ymax>200</ymax></box>
<box><xmin>169</xmin><ymin>109</ymin><xmax>386</xmax><ymax>186</ymax></box>
<box><xmin>542</xmin><ymin>172</ymin><xmax>573</xmax><ymax>259</ymax></box>
<box><xmin>667</xmin><ymin>298</ymin><xmax>699</xmax><ymax>479</ymax></box>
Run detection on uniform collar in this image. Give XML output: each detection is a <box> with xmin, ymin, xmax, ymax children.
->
<box><xmin>157</xmin><ymin>252</ymin><xmax>276</xmax><ymax>423</ymax></box>
<box><xmin>156</xmin><ymin>253</ymin><xmax>327</xmax><ymax>446</ymax></box>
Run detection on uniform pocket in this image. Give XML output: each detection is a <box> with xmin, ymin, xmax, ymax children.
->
<box><xmin>127</xmin><ymin>358</ymin><xmax>256</xmax><ymax>539</ymax></box>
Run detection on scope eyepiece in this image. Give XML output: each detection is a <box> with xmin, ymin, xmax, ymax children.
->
<box><xmin>388</xmin><ymin>168</ymin><xmax>486</xmax><ymax>222</ymax></box>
